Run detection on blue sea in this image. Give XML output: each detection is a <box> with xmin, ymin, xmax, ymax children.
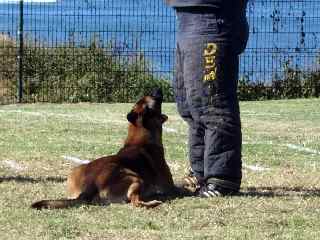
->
<box><xmin>1</xmin><ymin>0</ymin><xmax>320</xmax><ymax>81</ymax></box>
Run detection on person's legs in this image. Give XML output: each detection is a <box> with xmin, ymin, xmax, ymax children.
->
<box><xmin>183</xmin><ymin>41</ymin><xmax>242</xmax><ymax>195</ymax></box>
<box><xmin>201</xmin><ymin>48</ymin><xmax>242</xmax><ymax>195</ymax></box>
<box><xmin>174</xmin><ymin>7</ymin><xmax>248</xmax><ymax>196</ymax></box>
<box><xmin>173</xmin><ymin>38</ymin><xmax>204</xmax><ymax>187</ymax></box>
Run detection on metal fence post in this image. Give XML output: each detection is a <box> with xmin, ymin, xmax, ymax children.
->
<box><xmin>17</xmin><ymin>0</ymin><xmax>24</xmax><ymax>103</ymax></box>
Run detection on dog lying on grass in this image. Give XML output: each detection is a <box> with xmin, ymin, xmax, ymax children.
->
<box><xmin>32</xmin><ymin>89</ymin><xmax>176</xmax><ymax>209</ymax></box>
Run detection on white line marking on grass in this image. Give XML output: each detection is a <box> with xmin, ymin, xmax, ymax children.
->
<box><xmin>0</xmin><ymin>109</ymin><xmax>186</xmax><ymax>130</ymax></box>
<box><xmin>163</xmin><ymin>127</ymin><xmax>178</xmax><ymax>133</ymax></box>
<box><xmin>167</xmin><ymin>162</ymin><xmax>180</xmax><ymax>171</ymax></box>
<box><xmin>1</xmin><ymin>160</ymin><xmax>26</xmax><ymax>172</ymax></box>
<box><xmin>0</xmin><ymin>109</ymin><xmax>127</xmax><ymax>125</ymax></box>
<box><xmin>285</xmin><ymin>144</ymin><xmax>320</xmax><ymax>155</ymax></box>
<box><xmin>52</xmin><ymin>113</ymin><xmax>127</xmax><ymax>125</ymax></box>
<box><xmin>242</xmin><ymin>163</ymin><xmax>270</xmax><ymax>172</ymax></box>
<box><xmin>243</xmin><ymin>141</ymin><xmax>274</xmax><ymax>145</ymax></box>
<box><xmin>241</xmin><ymin>110</ymin><xmax>281</xmax><ymax>116</ymax></box>
<box><xmin>0</xmin><ymin>109</ymin><xmax>44</xmax><ymax>116</ymax></box>
<box><xmin>62</xmin><ymin>156</ymin><xmax>90</xmax><ymax>165</ymax></box>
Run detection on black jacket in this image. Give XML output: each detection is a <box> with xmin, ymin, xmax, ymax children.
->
<box><xmin>166</xmin><ymin>0</ymin><xmax>248</xmax><ymax>12</ymax></box>
<box><xmin>166</xmin><ymin>0</ymin><xmax>222</xmax><ymax>7</ymax></box>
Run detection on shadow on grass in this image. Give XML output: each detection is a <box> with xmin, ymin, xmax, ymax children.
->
<box><xmin>241</xmin><ymin>186</ymin><xmax>320</xmax><ymax>197</ymax></box>
<box><xmin>0</xmin><ymin>175</ymin><xmax>66</xmax><ymax>184</ymax></box>
<box><xmin>147</xmin><ymin>186</ymin><xmax>320</xmax><ymax>203</ymax></box>
<box><xmin>2</xmin><ymin>176</ymin><xmax>319</xmax><ymax>202</ymax></box>
<box><xmin>144</xmin><ymin>187</ymin><xmax>197</xmax><ymax>203</ymax></box>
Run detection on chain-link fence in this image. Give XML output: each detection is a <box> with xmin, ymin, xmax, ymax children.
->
<box><xmin>1</xmin><ymin>0</ymin><xmax>320</xmax><ymax>104</ymax></box>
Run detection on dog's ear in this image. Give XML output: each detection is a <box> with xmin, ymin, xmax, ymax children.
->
<box><xmin>127</xmin><ymin>111</ymin><xmax>138</xmax><ymax>124</ymax></box>
<box><xmin>161</xmin><ymin>114</ymin><xmax>168</xmax><ymax>123</ymax></box>
<box><xmin>150</xmin><ymin>88</ymin><xmax>163</xmax><ymax>103</ymax></box>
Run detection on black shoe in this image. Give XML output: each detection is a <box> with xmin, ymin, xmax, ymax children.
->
<box><xmin>199</xmin><ymin>183</ymin><xmax>238</xmax><ymax>198</ymax></box>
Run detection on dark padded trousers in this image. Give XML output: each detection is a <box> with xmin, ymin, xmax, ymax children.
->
<box><xmin>173</xmin><ymin>7</ymin><xmax>249</xmax><ymax>191</ymax></box>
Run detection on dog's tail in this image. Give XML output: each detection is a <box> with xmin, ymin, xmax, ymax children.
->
<box><xmin>31</xmin><ymin>198</ymin><xmax>87</xmax><ymax>210</ymax></box>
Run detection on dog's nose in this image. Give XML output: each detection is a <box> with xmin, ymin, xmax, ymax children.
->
<box><xmin>150</xmin><ymin>89</ymin><xmax>163</xmax><ymax>103</ymax></box>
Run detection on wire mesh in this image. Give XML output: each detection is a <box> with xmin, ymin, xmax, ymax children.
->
<box><xmin>0</xmin><ymin>0</ymin><xmax>319</xmax><ymax>103</ymax></box>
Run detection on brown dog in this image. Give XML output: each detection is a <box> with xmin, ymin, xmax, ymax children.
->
<box><xmin>32</xmin><ymin>89</ymin><xmax>176</xmax><ymax>209</ymax></box>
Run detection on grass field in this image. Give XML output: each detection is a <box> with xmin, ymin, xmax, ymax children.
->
<box><xmin>0</xmin><ymin>99</ymin><xmax>320</xmax><ymax>240</ymax></box>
